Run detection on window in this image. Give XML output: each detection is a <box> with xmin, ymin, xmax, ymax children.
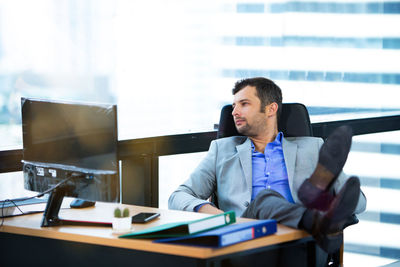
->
<box><xmin>2</xmin><ymin>1</ymin><xmax>399</xmax><ymax>148</ymax></box>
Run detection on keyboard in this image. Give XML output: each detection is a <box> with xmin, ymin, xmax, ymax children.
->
<box><xmin>0</xmin><ymin>196</ymin><xmax>48</xmax><ymax>217</ymax></box>
<box><xmin>0</xmin><ymin>196</ymin><xmax>48</xmax><ymax>208</ymax></box>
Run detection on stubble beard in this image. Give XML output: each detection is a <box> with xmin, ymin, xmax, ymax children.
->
<box><xmin>236</xmin><ymin>115</ymin><xmax>267</xmax><ymax>138</ymax></box>
<box><xmin>236</xmin><ymin>122</ymin><xmax>256</xmax><ymax>137</ymax></box>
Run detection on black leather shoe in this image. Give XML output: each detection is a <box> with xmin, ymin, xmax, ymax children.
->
<box><xmin>298</xmin><ymin>125</ymin><xmax>353</xmax><ymax>210</ymax></box>
<box><xmin>312</xmin><ymin>176</ymin><xmax>360</xmax><ymax>253</ymax></box>
<box><xmin>316</xmin><ymin>231</ymin><xmax>344</xmax><ymax>254</ymax></box>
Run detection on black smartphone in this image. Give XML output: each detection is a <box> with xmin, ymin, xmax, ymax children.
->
<box><xmin>131</xmin><ymin>212</ymin><xmax>160</xmax><ymax>223</ymax></box>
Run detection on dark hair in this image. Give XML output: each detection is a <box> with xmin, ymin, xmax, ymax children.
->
<box><xmin>232</xmin><ymin>77</ymin><xmax>282</xmax><ymax>119</ymax></box>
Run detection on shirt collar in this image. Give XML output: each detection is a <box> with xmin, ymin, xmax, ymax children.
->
<box><xmin>250</xmin><ymin>132</ymin><xmax>284</xmax><ymax>152</ymax></box>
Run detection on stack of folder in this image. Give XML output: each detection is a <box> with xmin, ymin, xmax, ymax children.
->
<box><xmin>120</xmin><ymin>211</ymin><xmax>277</xmax><ymax>248</ymax></box>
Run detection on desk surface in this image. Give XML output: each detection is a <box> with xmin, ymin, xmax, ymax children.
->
<box><xmin>0</xmin><ymin>200</ymin><xmax>310</xmax><ymax>260</ymax></box>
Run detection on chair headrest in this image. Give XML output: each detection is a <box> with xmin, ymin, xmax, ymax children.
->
<box><xmin>217</xmin><ymin>103</ymin><xmax>313</xmax><ymax>138</ymax></box>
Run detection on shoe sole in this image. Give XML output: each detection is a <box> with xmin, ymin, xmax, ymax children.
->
<box><xmin>321</xmin><ymin>176</ymin><xmax>361</xmax><ymax>233</ymax></box>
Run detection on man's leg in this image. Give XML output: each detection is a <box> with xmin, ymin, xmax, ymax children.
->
<box><xmin>242</xmin><ymin>176</ymin><xmax>361</xmax><ymax>254</ymax></box>
<box><xmin>241</xmin><ymin>190</ymin><xmax>329</xmax><ymax>267</ymax></box>
<box><xmin>241</xmin><ymin>189</ymin><xmax>306</xmax><ymax>228</ymax></box>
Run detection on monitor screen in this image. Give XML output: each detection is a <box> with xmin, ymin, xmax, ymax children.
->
<box><xmin>21</xmin><ymin>98</ymin><xmax>120</xmax><ymax>203</ymax></box>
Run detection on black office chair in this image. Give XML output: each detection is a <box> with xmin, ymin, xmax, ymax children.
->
<box><xmin>217</xmin><ymin>103</ymin><xmax>313</xmax><ymax>139</ymax></box>
<box><xmin>215</xmin><ymin>103</ymin><xmax>342</xmax><ymax>267</ymax></box>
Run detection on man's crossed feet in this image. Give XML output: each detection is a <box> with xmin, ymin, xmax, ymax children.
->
<box><xmin>298</xmin><ymin>125</ymin><xmax>353</xmax><ymax>211</ymax></box>
<box><xmin>297</xmin><ymin>125</ymin><xmax>361</xmax><ymax>252</ymax></box>
<box><xmin>304</xmin><ymin>176</ymin><xmax>361</xmax><ymax>253</ymax></box>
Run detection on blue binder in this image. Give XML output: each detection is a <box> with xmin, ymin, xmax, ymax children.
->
<box><xmin>154</xmin><ymin>219</ymin><xmax>277</xmax><ymax>248</ymax></box>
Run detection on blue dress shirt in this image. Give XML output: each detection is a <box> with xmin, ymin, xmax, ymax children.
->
<box><xmin>194</xmin><ymin>132</ymin><xmax>294</xmax><ymax>212</ymax></box>
<box><xmin>251</xmin><ymin>132</ymin><xmax>294</xmax><ymax>203</ymax></box>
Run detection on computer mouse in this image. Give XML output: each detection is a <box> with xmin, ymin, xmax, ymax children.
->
<box><xmin>70</xmin><ymin>199</ymin><xmax>96</xmax><ymax>208</ymax></box>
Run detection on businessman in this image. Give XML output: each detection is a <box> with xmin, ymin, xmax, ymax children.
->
<box><xmin>169</xmin><ymin>77</ymin><xmax>366</xmax><ymax>254</ymax></box>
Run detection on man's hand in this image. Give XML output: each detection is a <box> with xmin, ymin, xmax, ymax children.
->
<box><xmin>198</xmin><ymin>204</ymin><xmax>224</xmax><ymax>214</ymax></box>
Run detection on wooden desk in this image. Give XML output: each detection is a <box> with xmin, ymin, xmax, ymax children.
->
<box><xmin>0</xmin><ymin>201</ymin><xmax>316</xmax><ymax>267</ymax></box>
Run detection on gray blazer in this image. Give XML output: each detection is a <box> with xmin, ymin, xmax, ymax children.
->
<box><xmin>168</xmin><ymin>136</ymin><xmax>366</xmax><ymax>216</ymax></box>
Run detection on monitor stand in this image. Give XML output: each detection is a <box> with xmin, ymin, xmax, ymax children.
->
<box><xmin>41</xmin><ymin>184</ymin><xmax>111</xmax><ymax>227</ymax></box>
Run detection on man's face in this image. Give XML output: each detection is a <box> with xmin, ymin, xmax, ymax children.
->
<box><xmin>232</xmin><ymin>86</ymin><xmax>268</xmax><ymax>137</ymax></box>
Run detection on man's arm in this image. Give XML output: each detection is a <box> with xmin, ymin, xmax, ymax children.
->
<box><xmin>168</xmin><ymin>140</ymin><xmax>220</xmax><ymax>212</ymax></box>
<box><xmin>198</xmin><ymin>204</ymin><xmax>224</xmax><ymax>214</ymax></box>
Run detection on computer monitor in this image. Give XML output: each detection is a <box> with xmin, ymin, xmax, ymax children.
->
<box><xmin>21</xmin><ymin>98</ymin><xmax>120</xmax><ymax>227</ymax></box>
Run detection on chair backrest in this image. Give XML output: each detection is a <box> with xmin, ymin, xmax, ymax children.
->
<box><xmin>217</xmin><ymin>103</ymin><xmax>313</xmax><ymax>138</ymax></box>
